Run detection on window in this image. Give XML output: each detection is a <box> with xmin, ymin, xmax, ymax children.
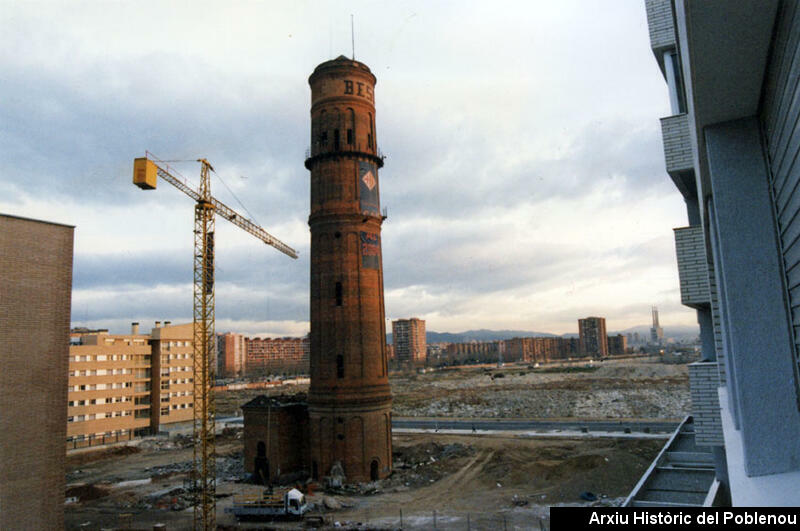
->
<box><xmin>160</xmin><ymin>407</ymin><xmax>169</xmax><ymax>416</ymax></box>
<box><xmin>336</xmin><ymin>355</ymin><xmax>344</xmax><ymax>379</ymax></box>
<box><xmin>334</xmin><ymin>129</ymin><xmax>340</xmax><ymax>150</ymax></box>
<box><xmin>347</xmin><ymin>128</ymin><xmax>354</xmax><ymax>145</ymax></box>
<box><xmin>335</xmin><ymin>282</ymin><xmax>343</xmax><ymax>306</ymax></box>
<box><xmin>320</xmin><ymin>130</ymin><xmax>328</xmax><ymax>145</ymax></box>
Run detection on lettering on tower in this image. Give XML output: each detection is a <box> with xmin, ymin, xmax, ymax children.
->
<box><xmin>342</xmin><ymin>79</ymin><xmax>374</xmax><ymax>101</ymax></box>
<box><xmin>360</xmin><ymin>232</ymin><xmax>381</xmax><ymax>269</ymax></box>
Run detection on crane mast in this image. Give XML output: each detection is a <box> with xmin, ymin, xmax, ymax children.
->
<box><xmin>133</xmin><ymin>155</ymin><xmax>297</xmax><ymax>530</ymax></box>
<box><xmin>193</xmin><ymin>159</ymin><xmax>216</xmax><ymax>529</ymax></box>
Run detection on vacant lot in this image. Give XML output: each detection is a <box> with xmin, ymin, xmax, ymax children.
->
<box><xmin>391</xmin><ymin>357</ymin><xmax>689</xmax><ymax>420</ymax></box>
<box><xmin>65</xmin><ymin>358</ymin><xmax>686</xmax><ymax>529</ymax></box>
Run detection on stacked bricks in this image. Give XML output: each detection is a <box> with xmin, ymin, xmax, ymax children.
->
<box><xmin>661</xmin><ymin>113</ymin><xmax>693</xmax><ymax>173</ymax></box>
<box><xmin>674</xmin><ymin>226</ymin><xmax>710</xmax><ymax>307</ymax></box>
<box><xmin>689</xmin><ymin>361</ymin><xmax>724</xmax><ymax>446</ymax></box>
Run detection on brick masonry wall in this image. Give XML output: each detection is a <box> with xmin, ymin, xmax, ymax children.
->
<box><xmin>708</xmin><ymin>261</ymin><xmax>727</xmax><ymax>386</ymax></box>
<box><xmin>0</xmin><ymin>215</ymin><xmax>73</xmax><ymax>530</ymax></box>
<box><xmin>661</xmin><ymin>113</ymin><xmax>693</xmax><ymax>174</ymax></box>
<box><xmin>689</xmin><ymin>361</ymin><xmax>724</xmax><ymax>446</ymax></box>
<box><xmin>645</xmin><ymin>0</ymin><xmax>676</xmax><ymax>52</ymax></box>
<box><xmin>674</xmin><ymin>226</ymin><xmax>710</xmax><ymax>306</ymax></box>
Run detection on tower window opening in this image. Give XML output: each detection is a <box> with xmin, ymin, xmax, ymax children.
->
<box><xmin>334</xmin><ymin>129</ymin><xmax>340</xmax><ymax>150</ymax></box>
<box><xmin>319</xmin><ymin>131</ymin><xmax>328</xmax><ymax>145</ymax></box>
<box><xmin>336</xmin><ymin>354</ymin><xmax>344</xmax><ymax>378</ymax></box>
<box><xmin>347</xmin><ymin>128</ymin><xmax>354</xmax><ymax>145</ymax></box>
<box><xmin>335</xmin><ymin>282</ymin><xmax>343</xmax><ymax>306</ymax></box>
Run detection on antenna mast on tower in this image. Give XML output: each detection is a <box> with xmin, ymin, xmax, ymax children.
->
<box><xmin>351</xmin><ymin>14</ymin><xmax>355</xmax><ymax>59</ymax></box>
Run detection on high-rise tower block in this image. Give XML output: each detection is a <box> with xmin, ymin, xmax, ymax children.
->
<box><xmin>305</xmin><ymin>56</ymin><xmax>392</xmax><ymax>482</ymax></box>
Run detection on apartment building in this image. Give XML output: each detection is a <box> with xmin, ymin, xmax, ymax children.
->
<box><xmin>217</xmin><ymin>332</ymin><xmax>246</xmax><ymax>378</ymax></box>
<box><xmin>245</xmin><ymin>336</ymin><xmax>309</xmax><ymax>375</ymax></box>
<box><xmin>1</xmin><ymin>214</ymin><xmax>73</xmax><ymax>530</ymax></box>
<box><xmin>150</xmin><ymin>322</ymin><xmax>195</xmax><ymax>428</ymax></box>
<box><xmin>68</xmin><ymin>322</ymin><xmax>194</xmax><ymax>444</ymax></box>
<box><xmin>632</xmin><ymin>0</ymin><xmax>800</xmax><ymax>506</ymax></box>
<box><xmin>67</xmin><ymin>330</ymin><xmax>153</xmax><ymax>442</ymax></box>
<box><xmin>578</xmin><ymin>317</ymin><xmax>608</xmax><ymax>358</ymax></box>
<box><xmin>607</xmin><ymin>334</ymin><xmax>627</xmax><ymax>356</ymax></box>
<box><xmin>392</xmin><ymin>318</ymin><xmax>427</xmax><ymax>365</ymax></box>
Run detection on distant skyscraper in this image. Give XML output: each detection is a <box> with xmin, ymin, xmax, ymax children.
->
<box><xmin>392</xmin><ymin>318</ymin><xmax>427</xmax><ymax>365</ymax></box>
<box><xmin>650</xmin><ymin>306</ymin><xmax>664</xmax><ymax>345</ymax></box>
<box><xmin>578</xmin><ymin>317</ymin><xmax>608</xmax><ymax>358</ymax></box>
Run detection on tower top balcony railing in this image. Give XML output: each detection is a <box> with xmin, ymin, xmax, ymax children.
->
<box><xmin>305</xmin><ymin>142</ymin><xmax>385</xmax><ymax>169</ymax></box>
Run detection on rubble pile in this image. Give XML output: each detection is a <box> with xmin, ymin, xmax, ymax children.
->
<box><xmin>391</xmin><ymin>361</ymin><xmax>690</xmax><ymax>419</ymax></box>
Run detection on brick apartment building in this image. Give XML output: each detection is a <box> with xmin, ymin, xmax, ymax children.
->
<box><xmin>392</xmin><ymin>318</ymin><xmax>427</xmax><ymax>365</ymax></box>
<box><xmin>578</xmin><ymin>317</ymin><xmax>609</xmax><ymax>358</ymax></box>
<box><xmin>245</xmin><ymin>336</ymin><xmax>309</xmax><ymax>375</ymax></box>
<box><xmin>607</xmin><ymin>334</ymin><xmax>628</xmax><ymax>355</ymax></box>
<box><xmin>217</xmin><ymin>332</ymin><xmax>246</xmax><ymax>378</ymax></box>
<box><xmin>1</xmin><ymin>214</ymin><xmax>73</xmax><ymax>530</ymax></box>
<box><xmin>67</xmin><ymin>322</ymin><xmax>195</xmax><ymax>445</ymax></box>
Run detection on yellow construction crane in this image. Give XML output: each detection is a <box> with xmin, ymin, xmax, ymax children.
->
<box><xmin>133</xmin><ymin>154</ymin><xmax>298</xmax><ymax>530</ymax></box>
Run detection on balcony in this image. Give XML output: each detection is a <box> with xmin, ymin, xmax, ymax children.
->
<box><xmin>674</xmin><ymin>226</ymin><xmax>710</xmax><ymax>308</ymax></box>
<box><xmin>304</xmin><ymin>142</ymin><xmax>385</xmax><ymax>170</ymax></box>
<box><xmin>661</xmin><ymin>113</ymin><xmax>693</xmax><ymax>176</ymax></box>
<box><xmin>645</xmin><ymin>0</ymin><xmax>676</xmax><ymax>55</ymax></box>
<box><xmin>689</xmin><ymin>361</ymin><xmax>723</xmax><ymax>447</ymax></box>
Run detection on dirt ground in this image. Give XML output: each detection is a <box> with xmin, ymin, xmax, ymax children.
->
<box><xmin>65</xmin><ymin>431</ymin><xmax>662</xmax><ymax>530</ymax></box>
<box><xmin>65</xmin><ymin>358</ymin><xmax>686</xmax><ymax>529</ymax></box>
<box><xmin>214</xmin><ymin>358</ymin><xmax>689</xmax><ymax>420</ymax></box>
<box><xmin>391</xmin><ymin>358</ymin><xmax>689</xmax><ymax>419</ymax></box>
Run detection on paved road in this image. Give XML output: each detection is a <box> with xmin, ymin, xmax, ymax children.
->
<box><xmin>392</xmin><ymin>418</ymin><xmax>679</xmax><ymax>434</ymax></box>
<box><xmin>219</xmin><ymin>415</ymin><xmax>678</xmax><ymax>434</ymax></box>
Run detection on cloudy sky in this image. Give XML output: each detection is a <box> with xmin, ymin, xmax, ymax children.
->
<box><xmin>0</xmin><ymin>1</ymin><xmax>697</xmax><ymax>337</ymax></box>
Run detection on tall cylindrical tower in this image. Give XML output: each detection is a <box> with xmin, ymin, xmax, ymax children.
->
<box><xmin>304</xmin><ymin>56</ymin><xmax>392</xmax><ymax>482</ymax></box>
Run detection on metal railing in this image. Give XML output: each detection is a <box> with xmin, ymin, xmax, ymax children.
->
<box><xmin>305</xmin><ymin>142</ymin><xmax>385</xmax><ymax>161</ymax></box>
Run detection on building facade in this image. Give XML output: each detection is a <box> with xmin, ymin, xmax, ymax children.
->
<box><xmin>650</xmin><ymin>306</ymin><xmax>664</xmax><ymax>345</ymax></box>
<box><xmin>1</xmin><ymin>214</ymin><xmax>73</xmax><ymax>530</ymax></box>
<box><xmin>391</xmin><ymin>318</ymin><xmax>427</xmax><ymax>365</ymax></box>
<box><xmin>607</xmin><ymin>334</ymin><xmax>628</xmax><ymax>356</ymax></box>
<box><xmin>578</xmin><ymin>317</ymin><xmax>608</xmax><ymax>358</ymax></box>
<box><xmin>68</xmin><ymin>328</ymin><xmax>153</xmax><ymax>442</ymax></box>
<box><xmin>67</xmin><ymin>322</ymin><xmax>195</xmax><ymax>444</ymax></box>
<box><xmin>305</xmin><ymin>56</ymin><xmax>392</xmax><ymax>482</ymax></box>
<box><xmin>217</xmin><ymin>332</ymin><xmax>247</xmax><ymax>378</ymax></box>
<box><xmin>245</xmin><ymin>336</ymin><xmax>310</xmax><ymax>375</ymax></box>
<box><xmin>637</xmin><ymin>0</ymin><xmax>800</xmax><ymax>506</ymax></box>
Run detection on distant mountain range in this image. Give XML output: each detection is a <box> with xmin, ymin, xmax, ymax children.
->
<box><xmin>387</xmin><ymin>325</ymin><xmax>700</xmax><ymax>344</ymax></box>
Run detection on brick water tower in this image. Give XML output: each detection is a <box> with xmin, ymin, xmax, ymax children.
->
<box><xmin>304</xmin><ymin>56</ymin><xmax>392</xmax><ymax>482</ymax></box>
